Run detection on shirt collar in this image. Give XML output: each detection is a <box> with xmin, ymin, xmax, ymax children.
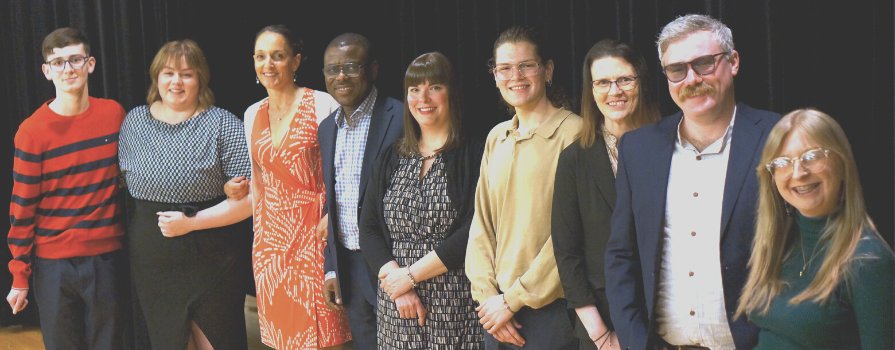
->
<box><xmin>337</xmin><ymin>86</ymin><xmax>378</xmax><ymax>128</ymax></box>
<box><xmin>499</xmin><ymin>108</ymin><xmax>571</xmax><ymax>141</ymax></box>
<box><xmin>675</xmin><ymin>105</ymin><xmax>737</xmax><ymax>155</ymax></box>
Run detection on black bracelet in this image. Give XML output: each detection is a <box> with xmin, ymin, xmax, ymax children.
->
<box><xmin>591</xmin><ymin>328</ymin><xmax>610</xmax><ymax>343</ymax></box>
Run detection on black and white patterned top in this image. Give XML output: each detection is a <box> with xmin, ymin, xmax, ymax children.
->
<box><xmin>119</xmin><ymin>105</ymin><xmax>251</xmax><ymax>203</ymax></box>
<box><xmin>377</xmin><ymin>155</ymin><xmax>483</xmax><ymax>350</ymax></box>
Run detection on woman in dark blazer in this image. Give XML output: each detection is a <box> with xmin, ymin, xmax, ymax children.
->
<box><xmin>551</xmin><ymin>39</ymin><xmax>659</xmax><ymax>350</ymax></box>
<box><xmin>359</xmin><ymin>52</ymin><xmax>483</xmax><ymax>349</ymax></box>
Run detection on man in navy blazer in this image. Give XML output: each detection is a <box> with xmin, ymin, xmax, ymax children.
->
<box><xmin>605</xmin><ymin>15</ymin><xmax>780</xmax><ymax>350</ymax></box>
<box><xmin>319</xmin><ymin>33</ymin><xmax>403</xmax><ymax>349</ymax></box>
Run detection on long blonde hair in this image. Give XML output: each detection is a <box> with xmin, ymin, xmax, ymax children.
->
<box><xmin>736</xmin><ymin>108</ymin><xmax>875</xmax><ymax>317</ymax></box>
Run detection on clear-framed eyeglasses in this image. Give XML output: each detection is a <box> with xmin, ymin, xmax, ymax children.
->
<box><xmin>45</xmin><ymin>55</ymin><xmax>90</xmax><ymax>72</ymax></box>
<box><xmin>491</xmin><ymin>61</ymin><xmax>542</xmax><ymax>81</ymax></box>
<box><xmin>765</xmin><ymin>148</ymin><xmax>831</xmax><ymax>178</ymax></box>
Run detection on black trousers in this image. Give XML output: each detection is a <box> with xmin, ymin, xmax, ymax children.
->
<box><xmin>483</xmin><ymin>298</ymin><xmax>579</xmax><ymax>350</ymax></box>
<box><xmin>33</xmin><ymin>251</ymin><xmax>124</xmax><ymax>350</ymax></box>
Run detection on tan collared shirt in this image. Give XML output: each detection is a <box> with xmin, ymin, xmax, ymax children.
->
<box><xmin>466</xmin><ymin>109</ymin><xmax>581</xmax><ymax>312</ymax></box>
<box><xmin>656</xmin><ymin>109</ymin><xmax>737</xmax><ymax>349</ymax></box>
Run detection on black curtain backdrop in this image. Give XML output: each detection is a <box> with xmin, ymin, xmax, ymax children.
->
<box><xmin>1</xmin><ymin>0</ymin><xmax>892</xmax><ymax>323</ymax></box>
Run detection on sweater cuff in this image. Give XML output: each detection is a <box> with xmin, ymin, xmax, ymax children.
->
<box><xmin>12</xmin><ymin>273</ymin><xmax>30</xmax><ymax>289</ymax></box>
<box><xmin>503</xmin><ymin>283</ymin><xmax>527</xmax><ymax>312</ymax></box>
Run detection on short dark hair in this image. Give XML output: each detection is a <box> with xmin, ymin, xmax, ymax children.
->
<box><xmin>398</xmin><ymin>52</ymin><xmax>462</xmax><ymax>156</ymax></box>
<box><xmin>255</xmin><ymin>24</ymin><xmax>303</xmax><ymax>56</ymax></box>
<box><xmin>579</xmin><ymin>39</ymin><xmax>660</xmax><ymax>148</ymax></box>
<box><xmin>326</xmin><ymin>33</ymin><xmax>376</xmax><ymax>64</ymax></box>
<box><xmin>41</xmin><ymin>27</ymin><xmax>90</xmax><ymax>61</ymax></box>
<box><xmin>490</xmin><ymin>25</ymin><xmax>570</xmax><ymax>111</ymax></box>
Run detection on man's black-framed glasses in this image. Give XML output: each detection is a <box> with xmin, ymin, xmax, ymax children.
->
<box><xmin>322</xmin><ymin>63</ymin><xmax>366</xmax><ymax>77</ymax></box>
<box><xmin>45</xmin><ymin>55</ymin><xmax>90</xmax><ymax>72</ymax></box>
<box><xmin>661</xmin><ymin>52</ymin><xmax>729</xmax><ymax>83</ymax></box>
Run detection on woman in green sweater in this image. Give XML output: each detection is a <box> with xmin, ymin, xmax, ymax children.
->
<box><xmin>736</xmin><ymin>108</ymin><xmax>894</xmax><ymax>349</ymax></box>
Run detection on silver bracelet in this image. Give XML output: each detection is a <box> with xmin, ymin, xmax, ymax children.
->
<box><xmin>404</xmin><ymin>267</ymin><xmax>418</xmax><ymax>287</ymax></box>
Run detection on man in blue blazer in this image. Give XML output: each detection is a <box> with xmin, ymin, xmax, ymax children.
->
<box><xmin>319</xmin><ymin>33</ymin><xmax>403</xmax><ymax>349</ymax></box>
<box><xmin>605</xmin><ymin>15</ymin><xmax>780</xmax><ymax>350</ymax></box>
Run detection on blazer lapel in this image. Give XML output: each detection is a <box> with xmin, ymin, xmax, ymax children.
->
<box><xmin>719</xmin><ymin>104</ymin><xmax>763</xmax><ymax>241</ymax></box>
<box><xmin>589</xmin><ymin>137</ymin><xmax>616</xmax><ymax>211</ymax></box>
<box><xmin>359</xmin><ymin>96</ymin><xmax>395</xmax><ymax>201</ymax></box>
<box><xmin>320</xmin><ymin>113</ymin><xmax>338</xmax><ymax>193</ymax></box>
<box><xmin>642</xmin><ymin>114</ymin><xmax>679</xmax><ymax>263</ymax></box>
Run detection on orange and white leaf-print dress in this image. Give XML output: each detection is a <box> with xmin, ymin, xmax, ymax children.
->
<box><xmin>250</xmin><ymin>89</ymin><xmax>351</xmax><ymax>349</ymax></box>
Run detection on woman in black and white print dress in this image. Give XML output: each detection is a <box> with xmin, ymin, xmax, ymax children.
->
<box><xmin>359</xmin><ymin>52</ymin><xmax>483</xmax><ymax>349</ymax></box>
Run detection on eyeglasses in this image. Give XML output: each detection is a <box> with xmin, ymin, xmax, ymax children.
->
<box><xmin>593</xmin><ymin>76</ymin><xmax>638</xmax><ymax>92</ymax></box>
<box><xmin>765</xmin><ymin>148</ymin><xmax>831</xmax><ymax>177</ymax></box>
<box><xmin>322</xmin><ymin>63</ymin><xmax>366</xmax><ymax>77</ymax></box>
<box><xmin>661</xmin><ymin>52</ymin><xmax>729</xmax><ymax>83</ymax></box>
<box><xmin>45</xmin><ymin>55</ymin><xmax>90</xmax><ymax>72</ymax></box>
<box><xmin>491</xmin><ymin>61</ymin><xmax>541</xmax><ymax>81</ymax></box>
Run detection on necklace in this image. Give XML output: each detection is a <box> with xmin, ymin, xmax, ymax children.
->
<box><xmin>418</xmin><ymin>151</ymin><xmax>440</xmax><ymax>160</ymax></box>
<box><xmin>269</xmin><ymin>104</ymin><xmax>291</xmax><ymax>122</ymax></box>
<box><xmin>798</xmin><ymin>233</ymin><xmax>821</xmax><ymax>277</ymax></box>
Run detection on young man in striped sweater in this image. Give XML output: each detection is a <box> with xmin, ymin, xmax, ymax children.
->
<box><xmin>6</xmin><ymin>27</ymin><xmax>126</xmax><ymax>349</ymax></box>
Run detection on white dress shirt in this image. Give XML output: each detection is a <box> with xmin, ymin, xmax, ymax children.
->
<box><xmin>656</xmin><ymin>109</ymin><xmax>737</xmax><ymax>349</ymax></box>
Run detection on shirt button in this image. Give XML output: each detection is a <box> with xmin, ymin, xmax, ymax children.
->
<box><xmin>689</xmin><ymin>310</ymin><xmax>696</xmax><ymax>316</ymax></box>
<box><xmin>692</xmin><ymin>192</ymin><xmax>699</xmax><ymax>197</ymax></box>
<box><xmin>696</xmin><ymin>155</ymin><xmax>702</xmax><ymax>161</ymax></box>
<box><xmin>691</xmin><ymin>231</ymin><xmax>696</xmax><ymax>237</ymax></box>
<box><xmin>689</xmin><ymin>271</ymin><xmax>695</xmax><ymax>277</ymax></box>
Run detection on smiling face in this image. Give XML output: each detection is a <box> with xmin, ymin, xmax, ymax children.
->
<box><xmin>773</xmin><ymin>128</ymin><xmax>843</xmax><ymax>218</ymax></box>
<box><xmin>157</xmin><ymin>57</ymin><xmax>199</xmax><ymax>111</ymax></box>
<box><xmin>323</xmin><ymin>44</ymin><xmax>377</xmax><ymax>112</ymax></box>
<box><xmin>406</xmin><ymin>80</ymin><xmax>450</xmax><ymax>131</ymax></box>
<box><xmin>661</xmin><ymin>31</ymin><xmax>739</xmax><ymax>120</ymax></box>
<box><xmin>254</xmin><ymin>31</ymin><xmax>300</xmax><ymax>92</ymax></box>
<box><xmin>42</xmin><ymin>43</ymin><xmax>95</xmax><ymax>95</ymax></box>
<box><xmin>591</xmin><ymin>56</ymin><xmax>639</xmax><ymax>126</ymax></box>
<box><xmin>493</xmin><ymin>41</ymin><xmax>553</xmax><ymax>111</ymax></box>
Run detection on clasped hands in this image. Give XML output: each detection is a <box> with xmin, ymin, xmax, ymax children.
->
<box><xmin>379</xmin><ymin>261</ymin><xmax>426</xmax><ymax>326</ymax></box>
<box><xmin>477</xmin><ymin>294</ymin><xmax>525</xmax><ymax>347</ymax></box>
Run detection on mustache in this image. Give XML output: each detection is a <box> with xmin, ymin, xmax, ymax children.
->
<box><xmin>679</xmin><ymin>83</ymin><xmax>714</xmax><ymax>100</ymax></box>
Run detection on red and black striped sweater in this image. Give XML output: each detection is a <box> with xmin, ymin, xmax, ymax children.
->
<box><xmin>8</xmin><ymin>97</ymin><xmax>125</xmax><ymax>289</ymax></box>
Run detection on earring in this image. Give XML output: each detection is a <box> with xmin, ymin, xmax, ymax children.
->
<box><xmin>546</xmin><ymin>80</ymin><xmax>553</xmax><ymax>87</ymax></box>
<box><xmin>255</xmin><ymin>77</ymin><xmax>260</xmax><ymax>85</ymax></box>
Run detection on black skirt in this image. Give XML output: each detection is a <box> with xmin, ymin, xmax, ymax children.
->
<box><xmin>126</xmin><ymin>195</ymin><xmax>248</xmax><ymax>350</ymax></box>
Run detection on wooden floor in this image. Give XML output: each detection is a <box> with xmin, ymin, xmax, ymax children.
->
<box><xmin>0</xmin><ymin>296</ymin><xmax>271</xmax><ymax>350</ymax></box>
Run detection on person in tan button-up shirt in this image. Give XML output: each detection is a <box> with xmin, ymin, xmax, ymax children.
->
<box><xmin>466</xmin><ymin>25</ymin><xmax>581</xmax><ymax>349</ymax></box>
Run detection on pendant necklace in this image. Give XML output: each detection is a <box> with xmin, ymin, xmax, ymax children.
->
<box><xmin>418</xmin><ymin>151</ymin><xmax>440</xmax><ymax>160</ymax></box>
<box><xmin>798</xmin><ymin>233</ymin><xmax>820</xmax><ymax>277</ymax></box>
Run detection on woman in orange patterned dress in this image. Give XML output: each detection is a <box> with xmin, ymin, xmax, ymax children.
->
<box><xmin>239</xmin><ymin>25</ymin><xmax>352</xmax><ymax>349</ymax></box>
